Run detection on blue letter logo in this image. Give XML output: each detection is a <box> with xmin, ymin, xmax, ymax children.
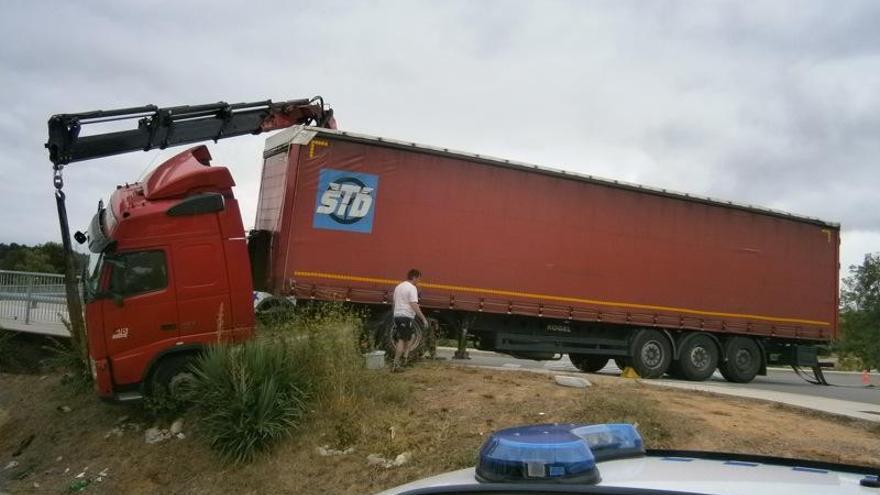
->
<box><xmin>313</xmin><ymin>169</ymin><xmax>378</xmax><ymax>233</ymax></box>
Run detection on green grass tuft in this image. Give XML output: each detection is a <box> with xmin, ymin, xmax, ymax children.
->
<box><xmin>191</xmin><ymin>340</ymin><xmax>308</xmax><ymax>464</ymax></box>
<box><xmin>188</xmin><ymin>302</ymin><xmax>408</xmax><ymax>463</ymax></box>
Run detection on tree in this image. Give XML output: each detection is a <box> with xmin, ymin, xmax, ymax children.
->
<box><xmin>839</xmin><ymin>253</ymin><xmax>880</xmax><ymax>371</ymax></box>
<box><xmin>0</xmin><ymin>242</ymin><xmax>87</xmax><ymax>274</ymax></box>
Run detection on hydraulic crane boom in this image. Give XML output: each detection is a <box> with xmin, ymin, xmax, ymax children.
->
<box><xmin>43</xmin><ymin>95</ymin><xmax>336</xmax><ymax>369</ymax></box>
<box><xmin>46</xmin><ymin>96</ymin><xmax>335</xmax><ymax>165</ymax></box>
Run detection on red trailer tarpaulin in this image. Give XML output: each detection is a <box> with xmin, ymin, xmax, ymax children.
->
<box><xmin>257</xmin><ymin>127</ymin><xmax>839</xmax><ymax>342</ymax></box>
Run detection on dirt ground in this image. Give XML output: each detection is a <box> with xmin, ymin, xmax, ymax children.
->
<box><xmin>1</xmin><ymin>363</ymin><xmax>879</xmax><ymax>494</ymax></box>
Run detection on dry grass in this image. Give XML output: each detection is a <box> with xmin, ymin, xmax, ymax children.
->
<box><xmin>1</xmin><ymin>364</ymin><xmax>879</xmax><ymax>494</ymax></box>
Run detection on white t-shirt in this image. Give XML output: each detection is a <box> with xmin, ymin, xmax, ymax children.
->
<box><xmin>392</xmin><ymin>281</ymin><xmax>419</xmax><ymax>318</ymax></box>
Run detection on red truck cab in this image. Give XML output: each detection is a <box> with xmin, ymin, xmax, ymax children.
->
<box><xmin>83</xmin><ymin>145</ymin><xmax>254</xmax><ymax>400</ymax></box>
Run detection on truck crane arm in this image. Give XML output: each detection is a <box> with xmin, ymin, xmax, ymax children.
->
<box><xmin>46</xmin><ymin>96</ymin><xmax>335</xmax><ymax>165</ymax></box>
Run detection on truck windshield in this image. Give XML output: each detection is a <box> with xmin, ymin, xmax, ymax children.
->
<box><xmin>84</xmin><ymin>252</ymin><xmax>104</xmax><ymax>302</ymax></box>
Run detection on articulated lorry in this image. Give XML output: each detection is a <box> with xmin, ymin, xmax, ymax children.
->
<box><xmin>46</xmin><ymin>97</ymin><xmax>839</xmax><ymax>400</ymax></box>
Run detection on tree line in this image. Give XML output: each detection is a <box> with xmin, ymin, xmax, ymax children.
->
<box><xmin>839</xmin><ymin>252</ymin><xmax>880</xmax><ymax>371</ymax></box>
<box><xmin>0</xmin><ymin>242</ymin><xmax>87</xmax><ymax>274</ymax></box>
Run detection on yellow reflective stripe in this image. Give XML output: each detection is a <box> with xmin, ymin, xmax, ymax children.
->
<box><xmin>293</xmin><ymin>270</ymin><xmax>830</xmax><ymax>327</ymax></box>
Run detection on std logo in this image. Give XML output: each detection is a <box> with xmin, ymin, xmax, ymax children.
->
<box><xmin>313</xmin><ymin>168</ymin><xmax>379</xmax><ymax>233</ymax></box>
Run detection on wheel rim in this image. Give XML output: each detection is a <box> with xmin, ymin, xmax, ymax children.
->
<box><xmin>690</xmin><ymin>346</ymin><xmax>711</xmax><ymax>370</ymax></box>
<box><xmin>734</xmin><ymin>348</ymin><xmax>753</xmax><ymax>370</ymax></box>
<box><xmin>641</xmin><ymin>341</ymin><xmax>664</xmax><ymax>369</ymax></box>
<box><xmin>169</xmin><ymin>372</ymin><xmax>196</xmax><ymax>400</ymax></box>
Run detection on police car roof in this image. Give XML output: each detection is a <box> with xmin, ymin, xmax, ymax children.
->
<box><xmin>373</xmin><ymin>453</ymin><xmax>878</xmax><ymax>495</ymax></box>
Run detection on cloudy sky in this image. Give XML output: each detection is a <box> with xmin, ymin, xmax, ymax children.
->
<box><xmin>1</xmin><ymin>1</ymin><xmax>878</xmax><ymax>274</ymax></box>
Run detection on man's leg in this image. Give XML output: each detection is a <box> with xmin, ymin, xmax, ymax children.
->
<box><xmin>393</xmin><ymin>338</ymin><xmax>405</xmax><ymax>370</ymax></box>
<box><xmin>401</xmin><ymin>318</ymin><xmax>416</xmax><ymax>366</ymax></box>
<box><xmin>402</xmin><ymin>337</ymin><xmax>412</xmax><ymax>365</ymax></box>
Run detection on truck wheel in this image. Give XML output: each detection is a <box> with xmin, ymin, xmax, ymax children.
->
<box><xmin>255</xmin><ymin>297</ymin><xmax>295</xmax><ymax>325</ymax></box>
<box><xmin>675</xmin><ymin>334</ymin><xmax>719</xmax><ymax>381</ymax></box>
<box><xmin>373</xmin><ymin>311</ymin><xmax>425</xmax><ymax>361</ymax></box>
<box><xmin>149</xmin><ymin>354</ymin><xmax>197</xmax><ymax>401</ymax></box>
<box><xmin>569</xmin><ymin>354</ymin><xmax>608</xmax><ymax>373</ymax></box>
<box><xmin>630</xmin><ymin>329</ymin><xmax>672</xmax><ymax>378</ymax></box>
<box><xmin>719</xmin><ymin>337</ymin><xmax>761</xmax><ymax>383</ymax></box>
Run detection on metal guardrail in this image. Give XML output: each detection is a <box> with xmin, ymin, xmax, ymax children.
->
<box><xmin>0</xmin><ymin>269</ymin><xmax>75</xmax><ymax>336</ymax></box>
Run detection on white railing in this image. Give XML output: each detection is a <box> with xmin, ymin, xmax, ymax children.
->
<box><xmin>0</xmin><ymin>270</ymin><xmax>74</xmax><ymax>337</ymax></box>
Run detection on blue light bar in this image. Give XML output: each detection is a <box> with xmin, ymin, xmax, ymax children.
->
<box><xmin>571</xmin><ymin>424</ymin><xmax>645</xmax><ymax>462</ymax></box>
<box><xmin>476</xmin><ymin>423</ymin><xmax>644</xmax><ymax>484</ymax></box>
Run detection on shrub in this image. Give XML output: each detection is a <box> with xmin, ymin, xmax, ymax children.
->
<box><xmin>286</xmin><ymin>305</ymin><xmax>365</xmax><ymax>400</ymax></box>
<box><xmin>43</xmin><ymin>335</ymin><xmax>92</xmax><ymax>392</ymax></box>
<box><xmin>189</xmin><ymin>302</ymin><xmax>410</xmax><ymax>461</ymax></box>
<box><xmin>190</xmin><ymin>340</ymin><xmax>308</xmax><ymax>464</ymax></box>
<box><xmin>144</xmin><ymin>385</ymin><xmax>189</xmax><ymax>420</ymax></box>
<box><xmin>0</xmin><ymin>329</ymin><xmax>16</xmax><ymax>370</ymax></box>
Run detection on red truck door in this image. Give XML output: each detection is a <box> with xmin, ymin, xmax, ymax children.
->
<box><xmin>101</xmin><ymin>249</ymin><xmax>179</xmax><ymax>386</ymax></box>
<box><xmin>172</xmin><ymin>239</ymin><xmax>232</xmax><ymax>340</ymax></box>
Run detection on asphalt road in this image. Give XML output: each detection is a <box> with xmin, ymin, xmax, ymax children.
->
<box><xmin>435</xmin><ymin>347</ymin><xmax>880</xmax><ymax>408</ymax></box>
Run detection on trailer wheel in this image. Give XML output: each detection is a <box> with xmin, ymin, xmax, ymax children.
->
<box><xmin>148</xmin><ymin>353</ymin><xmax>197</xmax><ymax>402</ymax></box>
<box><xmin>255</xmin><ymin>296</ymin><xmax>295</xmax><ymax>325</ymax></box>
<box><xmin>719</xmin><ymin>337</ymin><xmax>761</xmax><ymax>383</ymax></box>
<box><xmin>372</xmin><ymin>311</ymin><xmax>426</xmax><ymax>362</ymax></box>
<box><xmin>630</xmin><ymin>329</ymin><xmax>672</xmax><ymax>378</ymax></box>
<box><xmin>675</xmin><ymin>334</ymin><xmax>719</xmax><ymax>381</ymax></box>
<box><xmin>569</xmin><ymin>354</ymin><xmax>608</xmax><ymax>373</ymax></box>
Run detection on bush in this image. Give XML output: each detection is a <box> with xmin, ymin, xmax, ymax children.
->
<box><xmin>43</xmin><ymin>336</ymin><xmax>92</xmax><ymax>392</ymax></box>
<box><xmin>574</xmin><ymin>384</ymin><xmax>689</xmax><ymax>448</ymax></box>
<box><xmin>189</xmin><ymin>302</ymin><xmax>408</xmax><ymax>462</ymax></box>
<box><xmin>286</xmin><ymin>304</ymin><xmax>365</xmax><ymax>399</ymax></box>
<box><xmin>190</xmin><ymin>340</ymin><xmax>308</xmax><ymax>464</ymax></box>
<box><xmin>144</xmin><ymin>385</ymin><xmax>189</xmax><ymax>420</ymax></box>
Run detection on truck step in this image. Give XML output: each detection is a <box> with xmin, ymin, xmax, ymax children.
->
<box><xmin>115</xmin><ymin>391</ymin><xmax>143</xmax><ymax>402</ymax></box>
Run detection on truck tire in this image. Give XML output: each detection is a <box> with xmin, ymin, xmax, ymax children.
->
<box><xmin>674</xmin><ymin>334</ymin><xmax>719</xmax><ymax>381</ymax></box>
<box><xmin>569</xmin><ymin>354</ymin><xmax>608</xmax><ymax>373</ymax></box>
<box><xmin>718</xmin><ymin>337</ymin><xmax>761</xmax><ymax>383</ymax></box>
<box><xmin>148</xmin><ymin>353</ymin><xmax>197</xmax><ymax>401</ymax></box>
<box><xmin>255</xmin><ymin>296</ymin><xmax>295</xmax><ymax>325</ymax></box>
<box><xmin>630</xmin><ymin>329</ymin><xmax>672</xmax><ymax>379</ymax></box>
<box><xmin>373</xmin><ymin>311</ymin><xmax>426</xmax><ymax>361</ymax></box>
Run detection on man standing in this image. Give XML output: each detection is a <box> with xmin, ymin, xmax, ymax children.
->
<box><xmin>391</xmin><ymin>269</ymin><xmax>428</xmax><ymax>371</ymax></box>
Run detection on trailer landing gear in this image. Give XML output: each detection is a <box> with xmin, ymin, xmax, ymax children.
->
<box><xmin>792</xmin><ymin>364</ymin><xmax>830</xmax><ymax>385</ymax></box>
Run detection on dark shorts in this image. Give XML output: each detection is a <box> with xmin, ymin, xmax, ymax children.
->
<box><xmin>392</xmin><ymin>316</ymin><xmax>415</xmax><ymax>341</ymax></box>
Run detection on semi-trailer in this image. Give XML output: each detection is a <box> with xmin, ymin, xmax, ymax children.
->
<box><xmin>46</xmin><ymin>98</ymin><xmax>838</xmax><ymax>400</ymax></box>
